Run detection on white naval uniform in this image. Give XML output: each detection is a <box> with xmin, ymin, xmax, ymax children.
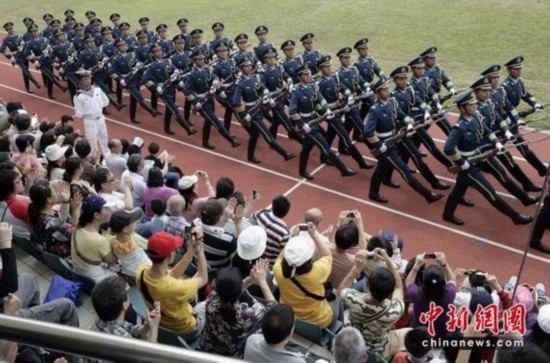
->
<box><xmin>74</xmin><ymin>85</ymin><xmax>110</xmax><ymax>155</ymax></box>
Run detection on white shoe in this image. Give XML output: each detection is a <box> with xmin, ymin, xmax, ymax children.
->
<box><xmin>504</xmin><ymin>276</ymin><xmax>518</xmax><ymax>292</ymax></box>
<box><xmin>535</xmin><ymin>283</ymin><xmax>547</xmax><ymax>304</ymax></box>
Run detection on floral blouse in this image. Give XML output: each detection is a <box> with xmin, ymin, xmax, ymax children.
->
<box><xmin>201</xmin><ymin>291</ymin><xmax>276</xmax><ymax>358</ymax></box>
<box><xmin>31</xmin><ymin>211</ymin><xmax>74</xmax><ymax>258</ymax></box>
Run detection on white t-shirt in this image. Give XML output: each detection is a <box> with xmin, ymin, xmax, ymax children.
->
<box><xmin>105</xmin><ymin>152</ymin><xmax>128</xmax><ymax>178</ymax></box>
<box><xmin>119</xmin><ymin>170</ymin><xmax>146</xmax><ymax>207</ymax></box>
<box><xmin>99</xmin><ymin>191</ymin><xmax>126</xmax><ymax>214</ymax></box>
<box><xmin>74</xmin><ymin>86</ymin><xmax>109</xmax><ymax>120</ymax></box>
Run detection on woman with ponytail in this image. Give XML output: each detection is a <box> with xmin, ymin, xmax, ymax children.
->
<box><xmin>201</xmin><ymin>261</ymin><xmax>276</xmax><ymax>358</ymax></box>
<box><xmin>63</xmin><ymin>156</ymin><xmax>96</xmax><ymax>198</ymax></box>
<box><xmin>28</xmin><ymin>180</ymin><xmax>82</xmax><ymax>257</ymax></box>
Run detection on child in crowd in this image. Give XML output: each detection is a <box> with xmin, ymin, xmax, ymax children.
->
<box><xmin>12</xmin><ymin>134</ymin><xmax>46</xmax><ymax>186</ymax></box>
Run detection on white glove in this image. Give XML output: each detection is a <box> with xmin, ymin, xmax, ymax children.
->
<box><xmin>461</xmin><ymin>161</ymin><xmax>470</xmax><ymax>171</ymax></box>
<box><xmin>495</xmin><ymin>142</ymin><xmax>505</xmax><ymax>153</ymax></box>
<box><xmin>212</xmin><ymin>79</ymin><xmax>220</xmax><ymax>88</ymax></box>
<box><xmin>289</xmin><ymin>84</ymin><xmax>296</xmax><ymax>92</ymax></box>
<box><xmin>406</xmin><ymin>123</ymin><xmax>414</xmax><ymax>131</ymax></box>
<box><xmin>209</xmin><ymin>86</ymin><xmax>217</xmax><ymax>94</ymax></box>
<box><xmin>195</xmin><ymin>102</ymin><xmax>203</xmax><ymax>110</ymax></box>
<box><xmin>262</xmin><ymin>96</ymin><xmax>270</xmax><ymax>105</ymax></box>
<box><xmin>424</xmin><ymin>111</ymin><xmax>431</xmax><ymax>122</ymax></box>
<box><xmin>363</xmin><ymin>82</ymin><xmax>370</xmax><ymax>90</ymax></box>
<box><xmin>379</xmin><ymin>144</ymin><xmax>388</xmax><ymax>154</ymax></box>
<box><xmin>302</xmin><ymin>124</ymin><xmax>312</xmax><ymax>134</ymax></box>
<box><xmin>156</xmin><ymin>86</ymin><xmax>163</xmax><ymax>94</ymax></box>
<box><xmin>173</xmin><ymin>69</ymin><xmax>181</xmax><ymax>76</ymax></box>
<box><xmin>178</xmin><ymin>81</ymin><xmax>185</xmax><ymax>88</ymax></box>
<box><xmin>504</xmin><ymin>131</ymin><xmax>514</xmax><ymax>141</ymax></box>
<box><xmin>449</xmin><ymin>88</ymin><xmax>457</xmax><ymax>96</ymax></box>
<box><xmin>436</xmin><ymin>103</ymin><xmax>443</xmax><ymax>111</ymax></box>
<box><xmin>269</xmin><ymin>98</ymin><xmax>276</xmax><ymax>107</ymax></box>
<box><xmin>343</xmin><ymin>105</ymin><xmax>351</xmax><ymax>113</ymax></box>
<box><xmin>119</xmin><ymin>79</ymin><xmax>127</xmax><ymax>87</ymax></box>
<box><xmin>516</xmin><ymin>119</ymin><xmax>526</xmax><ymax>126</ymax></box>
<box><xmin>244</xmin><ymin>114</ymin><xmax>252</xmax><ymax>122</ymax></box>
<box><xmin>59</xmin><ymin>68</ymin><xmax>65</xmax><ymax>75</ymax></box>
<box><xmin>347</xmin><ymin>96</ymin><xmax>354</xmax><ymax>106</ymax></box>
<box><xmin>102</xmin><ymin>57</ymin><xmax>109</xmax><ymax>63</ymax></box>
<box><xmin>534</xmin><ymin>103</ymin><xmax>542</xmax><ymax>110</ymax></box>
<box><xmin>136</xmin><ymin>62</ymin><xmax>143</xmax><ymax>68</ymax></box>
<box><xmin>219</xmin><ymin>91</ymin><xmax>227</xmax><ymax>99</ymax></box>
<box><xmin>326</xmin><ymin>110</ymin><xmax>334</xmax><ymax>119</ymax></box>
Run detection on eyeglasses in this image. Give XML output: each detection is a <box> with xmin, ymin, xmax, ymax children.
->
<box><xmin>14</xmin><ymin>179</ymin><xmax>23</xmax><ymax>184</ymax></box>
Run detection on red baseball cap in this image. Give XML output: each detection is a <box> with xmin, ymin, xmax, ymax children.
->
<box><xmin>147</xmin><ymin>232</ymin><xmax>183</xmax><ymax>258</ymax></box>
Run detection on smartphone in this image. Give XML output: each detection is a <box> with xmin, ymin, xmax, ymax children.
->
<box><xmin>464</xmin><ymin>270</ymin><xmax>473</xmax><ymax>276</ymax></box>
<box><xmin>425</xmin><ymin>253</ymin><xmax>437</xmax><ymax>259</ymax></box>
<box><xmin>252</xmin><ymin>190</ymin><xmax>259</xmax><ymax>200</ymax></box>
<box><xmin>298</xmin><ymin>224</ymin><xmax>309</xmax><ymax>231</ymax></box>
<box><xmin>346</xmin><ymin>212</ymin><xmax>355</xmax><ymax>218</ymax></box>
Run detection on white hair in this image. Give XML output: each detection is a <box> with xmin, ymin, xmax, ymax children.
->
<box><xmin>332</xmin><ymin>327</ymin><xmax>366</xmax><ymax>363</ymax></box>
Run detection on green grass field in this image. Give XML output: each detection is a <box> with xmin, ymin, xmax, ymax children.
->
<box><xmin>2</xmin><ymin>0</ymin><xmax>549</xmax><ymax>127</ymax></box>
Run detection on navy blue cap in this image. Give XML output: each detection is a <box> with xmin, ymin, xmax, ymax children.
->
<box><xmin>84</xmin><ymin>34</ymin><xmax>95</xmax><ymax>42</ymax></box>
<box><xmin>85</xmin><ymin>11</ymin><xmax>96</xmax><ymax>17</ymax></box>
<box><xmin>119</xmin><ymin>22</ymin><xmax>130</xmax><ymax>30</ymax></box>
<box><xmin>280</xmin><ymin>40</ymin><xmax>295</xmax><ymax>51</ymax></box>
<box><xmin>64</xmin><ymin>9</ymin><xmax>75</xmax><ymax>16</ymax></box>
<box><xmin>215</xmin><ymin>41</ymin><xmax>230</xmax><ymax>51</ymax></box>
<box><xmin>372</xmin><ymin>77</ymin><xmax>391</xmax><ymax>92</ymax></box>
<box><xmin>190</xmin><ymin>28</ymin><xmax>203</xmax><ymax>37</ymax></box>
<box><xmin>262</xmin><ymin>46</ymin><xmax>277</xmax><ymax>59</ymax></box>
<box><xmin>296</xmin><ymin>63</ymin><xmax>311</xmax><ymax>76</ymax></box>
<box><xmin>255</xmin><ymin>25</ymin><xmax>268</xmax><ymax>35</ymax></box>
<box><xmin>149</xmin><ymin>43</ymin><xmax>162</xmax><ymax>53</ymax></box>
<box><xmin>43</xmin><ymin>13</ymin><xmax>54</xmax><ymax>21</ymax></box>
<box><xmin>234</xmin><ymin>33</ymin><xmax>248</xmax><ymax>43</ymax></box>
<box><xmin>136</xmin><ymin>29</ymin><xmax>147</xmax><ymax>38</ymax></box>
<box><xmin>504</xmin><ymin>56</ymin><xmax>524</xmax><ymax>68</ymax></box>
<box><xmin>115</xmin><ymin>38</ymin><xmax>126</xmax><ymax>47</ymax></box>
<box><xmin>212</xmin><ymin>22</ymin><xmax>224</xmax><ymax>31</ymax></box>
<box><xmin>420</xmin><ymin>46</ymin><xmax>438</xmax><ymax>58</ymax></box>
<box><xmin>191</xmin><ymin>48</ymin><xmax>206</xmax><ymax>59</ymax></box>
<box><xmin>380</xmin><ymin>230</ymin><xmax>404</xmax><ymax>253</ymax></box>
<box><xmin>109</xmin><ymin>13</ymin><xmax>121</xmax><ymax>21</ymax></box>
<box><xmin>336</xmin><ymin>47</ymin><xmax>352</xmax><ymax>58</ymax></box>
<box><xmin>91</xmin><ymin>18</ymin><xmax>102</xmax><ymax>26</ymax></box>
<box><xmin>50</xmin><ymin>19</ymin><xmax>61</xmax><ymax>26</ymax></box>
<box><xmin>408</xmin><ymin>56</ymin><xmax>424</xmax><ymax>68</ymax></box>
<box><xmin>390</xmin><ymin>66</ymin><xmax>410</xmax><ymax>78</ymax></box>
<box><xmin>177</xmin><ymin>18</ymin><xmax>188</xmax><ymax>26</ymax></box>
<box><xmin>74</xmin><ymin>22</ymin><xmax>85</xmax><ymax>30</ymax></box>
<box><xmin>3</xmin><ymin>22</ymin><xmax>14</xmax><ymax>29</ymax></box>
<box><xmin>480</xmin><ymin>65</ymin><xmax>501</xmax><ymax>77</ymax></box>
<box><xmin>82</xmin><ymin>195</ymin><xmax>107</xmax><ymax>214</ymax></box>
<box><xmin>454</xmin><ymin>90</ymin><xmax>476</xmax><ymax>106</ymax></box>
<box><xmin>300</xmin><ymin>33</ymin><xmax>314</xmax><ymax>43</ymax></box>
<box><xmin>23</xmin><ymin>17</ymin><xmax>34</xmax><ymax>25</ymax></box>
<box><xmin>138</xmin><ymin>17</ymin><xmax>150</xmax><ymax>24</ymax></box>
<box><xmin>27</xmin><ymin>24</ymin><xmax>39</xmax><ymax>32</ymax></box>
<box><xmin>101</xmin><ymin>26</ymin><xmax>112</xmax><ymax>35</ymax></box>
<box><xmin>354</xmin><ymin>38</ymin><xmax>369</xmax><ymax>49</ymax></box>
<box><xmin>237</xmin><ymin>58</ymin><xmax>253</xmax><ymax>68</ymax></box>
<box><xmin>173</xmin><ymin>34</ymin><xmax>185</xmax><ymax>43</ymax></box>
<box><xmin>156</xmin><ymin>24</ymin><xmax>168</xmax><ymax>32</ymax></box>
<box><xmin>470</xmin><ymin>77</ymin><xmax>492</xmax><ymax>91</ymax></box>
<box><xmin>54</xmin><ymin>29</ymin><xmax>66</xmax><ymax>38</ymax></box>
<box><xmin>317</xmin><ymin>55</ymin><xmax>331</xmax><ymax>69</ymax></box>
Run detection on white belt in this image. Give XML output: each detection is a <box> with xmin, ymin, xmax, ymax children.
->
<box><xmin>376</xmin><ymin>131</ymin><xmax>394</xmax><ymax>138</ymax></box>
<box><xmin>245</xmin><ymin>101</ymin><xmax>257</xmax><ymax>107</ymax></box>
<box><xmin>327</xmin><ymin>102</ymin><xmax>337</xmax><ymax>108</ymax></box>
<box><xmin>300</xmin><ymin>112</ymin><xmax>313</xmax><ymax>117</ymax></box>
<box><xmin>269</xmin><ymin>89</ymin><xmax>282</xmax><ymax>96</ymax></box>
<box><xmin>458</xmin><ymin>149</ymin><xmax>476</xmax><ymax>157</ymax></box>
<box><xmin>222</xmin><ymin>82</ymin><xmax>233</xmax><ymax>88</ymax></box>
<box><xmin>195</xmin><ymin>92</ymin><xmax>208</xmax><ymax>98</ymax></box>
<box><xmin>84</xmin><ymin>115</ymin><xmax>103</xmax><ymax>121</ymax></box>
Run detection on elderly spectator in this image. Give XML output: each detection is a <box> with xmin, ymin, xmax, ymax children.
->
<box><xmin>338</xmin><ymin>248</ymin><xmax>405</xmax><ymax>358</ymax></box>
<box><xmin>91</xmin><ymin>275</ymin><xmax>160</xmax><ymax>342</ymax></box>
<box><xmin>252</xmin><ymin>195</ymin><xmax>291</xmax><ymax>265</ymax></box>
<box><xmin>28</xmin><ymin>180</ymin><xmax>81</xmax><ymax>257</ymax></box>
<box><xmin>45</xmin><ymin>143</ymin><xmax>69</xmax><ymax>180</ymax></box>
<box><xmin>244</xmin><ymin>304</ymin><xmax>306</xmax><ymax>362</ymax></box>
<box><xmin>178</xmin><ymin>171</ymin><xmax>215</xmax><ymax>221</ymax></box>
<box><xmin>528</xmin><ymin>304</ymin><xmax>550</xmax><ymax>356</ymax></box>
<box><xmin>163</xmin><ymin>194</ymin><xmax>189</xmax><ymax>238</ymax></box>
<box><xmin>136</xmin><ymin>230</ymin><xmax>208</xmax><ymax>341</ymax></box>
<box><xmin>0</xmin><ymin>169</ymin><xmax>30</xmax><ymax>240</ymax></box>
<box><xmin>198</xmin><ymin>198</ymin><xmax>241</xmax><ymax>270</ymax></box>
<box><xmin>202</xmin><ymin>260</ymin><xmax>276</xmax><ymax>357</ymax></box>
<box><xmin>303</xmin><ymin>208</ymin><xmax>329</xmax><ymax>244</ymax></box>
<box><xmin>71</xmin><ymin>195</ymin><xmax>118</xmax><ymax>282</ymax></box>
<box><xmin>143</xmin><ymin>167</ymin><xmax>178</xmax><ymax>220</ymax></box>
<box><xmin>93</xmin><ymin>167</ymin><xmax>133</xmax><ymax>215</ymax></box>
<box><xmin>109</xmin><ymin>208</ymin><xmax>150</xmax><ymax>278</ymax></box>
<box><xmin>274</xmin><ymin>223</ymin><xmax>339</xmax><ymax>328</ymax></box>
<box><xmin>332</xmin><ymin>327</ymin><xmax>366</xmax><ymax>363</ymax></box>
<box><xmin>63</xmin><ymin>156</ymin><xmax>96</xmax><ymax>198</ymax></box>
<box><xmin>119</xmin><ymin>154</ymin><xmax>147</xmax><ymax>208</ymax></box>
<box><xmin>105</xmin><ymin>138</ymin><xmax>127</xmax><ymax>178</ymax></box>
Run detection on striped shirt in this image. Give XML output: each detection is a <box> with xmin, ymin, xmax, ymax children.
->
<box><xmin>252</xmin><ymin>210</ymin><xmax>290</xmax><ymax>264</ymax></box>
<box><xmin>200</xmin><ymin>223</ymin><xmax>237</xmax><ymax>270</ymax></box>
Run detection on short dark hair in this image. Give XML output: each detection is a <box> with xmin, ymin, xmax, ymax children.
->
<box><xmin>200</xmin><ymin>199</ymin><xmax>224</xmax><ymax>225</ymax></box>
<box><xmin>148</xmin><ymin>142</ymin><xmax>159</xmax><ymax>155</ymax></box>
<box><xmin>39</xmin><ymin>131</ymin><xmax>56</xmax><ymax>153</ymax></box>
<box><xmin>91</xmin><ymin>276</ymin><xmax>128</xmax><ymax>322</ymax></box>
<box><xmin>262</xmin><ymin>304</ymin><xmax>295</xmax><ymax>345</ymax></box>
<box><xmin>74</xmin><ymin>138</ymin><xmax>92</xmax><ymax>158</ymax></box>
<box><xmin>151</xmin><ymin>198</ymin><xmax>166</xmax><ymax>216</ymax></box>
<box><xmin>14</xmin><ymin>113</ymin><xmax>32</xmax><ymax>131</ymax></box>
<box><xmin>367</xmin><ymin>236</ymin><xmax>385</xmax><ymax>251</ymax></box>
<box><xmin>127</xmin><ymin>154</ymin><xmax>142</xmax><ymax>173</ymax></box>
<box><xmin>496</xmin><ymin>342</ymin><xmax>550</xmax><ymax>363</ymax></box>
<box><xmin>120</xmin><ymin>138</ymin><xmax>130</xmax><ymax>154</ymax></box>
<box><xmin>335</xmin><ymin>224</ymin><xmax>358</xmax><ymax>250</ymax></box>
<box><xmin>215</xmin><ymin>177</ymin><xmax>234</xmax><ymax>199</ymax></box>
<box><xmin>0</xmin><ymin>169</ymin><xmax>18</xmax><ymax>201</ymax></box>
<box><xmin>146</xmin><ymin>167</ymin><xmax>164</xmax><ymax>187</ymax></box>
<box><xmin>92</xmin><ymin>167</ymin><xmax>110</xmax><ymax>192</ymax></box>
<box><xmin>368</xmin><ymin>266</ymin><xmax>396</xmax><ymax>301</ymax></box>
<box><xmin>127</xmin><ymin>144</ymin><xmax>141</xmax><ymax>155</ymax></box>
<box><xmin>15</xmin><ymin>134</ymin><xmax>35</xmax><ymax>153</ymax></box>
<box><xmin>229</xmin><ymin>191</ymin><xmax>245</xmax><ymax>206</ymax></box>
<box><xmin>6</xmin><ymin>102</ymin><xmax>23</xmax><ymax>114</ymax></box>
<box><xmin>404</xmin><ymin>328</ymin><xmax>432</xmax><ymax>358</ymax></box>
<box><xmin>272</xmin><ymin>195</ymin><xmax>290</xmax><ymax>219</ymax></box>
<box><xmin>61</xmin><ymin>114</ymin><xmax>73</xmax><ymax>125</ymax></box>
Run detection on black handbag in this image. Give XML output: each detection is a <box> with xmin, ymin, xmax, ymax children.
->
<box><xmin>290</xmin><ymin>277</ymin><xmax>336</xmax><ymax>302</ymax></box>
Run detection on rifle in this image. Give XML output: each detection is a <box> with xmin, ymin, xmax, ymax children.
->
<box><xmin>518</xmin><ymin>103</ymin><xmax>549</xmax><ymax>118</ymax></box>
<box><xmin>90</xmin><ymin>54</ymin><xmax>116</xmax><ymax>73</ymax></box>
<box><xmin>370</xmin><ymin>123</ymin><xmax>427</xmax><ymax>158</ymax></box>
<box><xmin>439</xmin><ymin>89</ymin><xmax>464</xmax><ymax>105</ymax></box>
<box><xmin>159</xmin><ymin>70</ymin><xmax>191</xmax><ymax>93</ymax></box>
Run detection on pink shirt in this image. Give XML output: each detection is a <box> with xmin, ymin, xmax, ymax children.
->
<box><xmin>143</xmin><ymin>186</ymin><xmax>178</xmax><ymax>219</ymax></box>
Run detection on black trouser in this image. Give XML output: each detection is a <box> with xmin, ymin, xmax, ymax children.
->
<box><xmin>38</xmin><ymin>63</ymin><xmax>65</xmax><ymax>96</ymax></box>
<box><xmin>17</xmin><ymin>58</ymin><xmax>40</xmax><ymax>91</ymax></box>
<box><xmin>531</xmin><ymin>195</ymin><xmax>550</xmax><ymax>245</ymax></box>
<box><xmin>65</xmin><ymin>72</ymin><xmax>79</xmax><ymax>105</ymax></box>
<box><xmin>198</xmin><ymin>97</ymin><xmax>235</xmax><ymax>146</ymax></box>
<box><xmin>494</xmin><ymin>149</ymin><xmax>539</xmax><ymax>190</ymax></box>
<box><xmin>443</xmin><ymin>165</ymin><xmax>521</xmax><ymax>222</ymax></box>
<box><xmin>342</xmin><ymin>107</ymin><xmax>365</xmax><ymax>146</ymax></box>
<box><xmin>359</xmin><ymin>94</ymin><xmax>376</xmax><ymax>120</ymax></box>
<box><xmin>511</xmin><ymin>129</ymin><xmax>548</xmax><ymax>177</ymax></box>
<box><xmin>481</xmin><ymin>156</ymin><xmax>533</xmax><ymax>206</ymax></box>
<box><xmin>435</xmin><ymin>115</ymin><xmax>453</xmax><ymax>136</ymax></box>
<box><xmin>268</xmin><ymin>101</ymin><xmax>297</xmax><ymax>140</ymax></box>
<box><xmin>325</xmin><ymin>116</ymin><xmax>368</xmax><ymax>167</ymax></box>
<box><xmin>245</xmin><ymin>109</ymin><xmax>289</xmax><ymax>160</ymax></box>
<box><xmin>410</xmin><ymin>127</ymin><xmax>453</xmax><ymax>168</ymax></box>
<box><xmin>157</xmin><ymin>86</ymin><xmax>193</xmax><ymax>134</ymax></box>
<box><xmin>299</xmin><ymin>124</ymin><xmax>349</xmax><ymax>175</ymax></box>
<box><xmin>126</xmin><ymin>81</ymin><xmax>157</xmax><ymax>120</ymax></box>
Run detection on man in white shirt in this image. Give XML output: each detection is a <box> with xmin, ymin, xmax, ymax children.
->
<box><xmin>119</xmin><ymin>154</ymin><xmax>146</xmax><ymax>208</ymax></box>
<box><xmin>73</xmin><ymin>69</ymin><xmax>109</xmax><ymax>155</ymax></box>
<box><xmin>105</xmin><ymin>138</ymin><xmax>128</xmax><ymax>178</ymax></box>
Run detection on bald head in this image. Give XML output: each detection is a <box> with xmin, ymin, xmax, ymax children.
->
<box><xmin>167</xmin><ymin>194</ymin><xmax>186</xmax><ymax>216</ymax></box>
<box><xmin>305</xmin><ymin>208</ymin><xmax>323</xmax><ymax>226</ymax></box>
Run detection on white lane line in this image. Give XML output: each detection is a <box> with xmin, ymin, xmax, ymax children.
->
<box><xmin>2</xmin><ymin>82</ymin><xmax>547</xmax><ymax>266</ymax></box>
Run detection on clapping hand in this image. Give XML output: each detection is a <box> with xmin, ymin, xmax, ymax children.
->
<box><xmin>145</xmin><ymin>301</ymin><xmax>161</xmax><ymax>330</ymax></box>
<box><xmin>250</xmin><ymin>258</ymin><xmax>270</xmax><ymax>285</ymax></box>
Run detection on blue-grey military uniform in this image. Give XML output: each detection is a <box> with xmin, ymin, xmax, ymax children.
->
<box><xmin>52</xmin><ymin>39</ymin><xmax>79</xmax><ymax>99</ymax></box>
<box><xmin>211</xmin><ymin>53</ymin><xmax>238</xmax><ymax>129</ymax></box>
<box><xmin>337</xmin><ymin>64</ymin><xmax>369</xmax><ymax>143</ymax></box>
<box><xmin>0</xmin><ymin>31</ymin><xmax>40</xmax><ymax>91</ymax></box>
<box><xmin>259</xmin><ymin>61</ymin><xmax>295</xmax><ymax>138</ymax></box>
<box><xmin>24</xmin><ymin>33</ymin><xmax>62</xmax><ymax>98</ymax></box>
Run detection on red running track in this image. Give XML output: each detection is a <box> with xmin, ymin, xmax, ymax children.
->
<box><xmin>1</xmin><ymin>60</ymin><xmax>549</xmax><ymax>288</ymax></box>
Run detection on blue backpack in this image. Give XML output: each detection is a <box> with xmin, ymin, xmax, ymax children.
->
<box><xmin>43</xmin><ymin>276</ymin><xmax>84</xmax><ymax>307</ymax></box>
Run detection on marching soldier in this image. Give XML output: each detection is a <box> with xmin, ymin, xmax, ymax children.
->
<box><xmin>260</xmin><ymin>47</ymin><xmax>301</xmax><ymax>141</ymax></box>
<box><xmin>289</xmin><ymin>64</ymin><xmax>357</xmax><ymax>180</ymax></box>
<box><xmin>155</xmin><ymin>24</ymin><xmax>173</xmax><ymax>56</ymax></box>
<box><xmin>62</xmin><ymin>16</ymin><xmax>76</xmax><ymax>36</ymax></box>
<box><xmin>142</xmin><ymin>44</ymin><xmax>196</xmax><ymax>135</ymax></box>
<box><xmin>189</xmin><ymin>29</ymin><xmax>211</xmax><ymax>60</ymax></box>
<box><xmin>51</xmin><ymin>29</ymin><xmax>79</xmax><ymax>102</ymax></box>
<box><xmin>442</xmin><ymin>90</ymin><xmax>533</xmax><ymax>226</ymax></box>
<box><xmin>184</xmin><ymin>49</ymin><xmax>240</xmax><ymax>149</ymax></box>
<box><xmin>84</xmin><ymin>11</ymin><xmax>97</xmax><ymax>34</ymax></box>
<box><xmin>134</xmin><ymin>30</ymin><xmax>156</xmax><ymax>112</ymax></box>
<box><xmin>280</xmin><ymin>40</ymin><xmax>302</xmax><ymax>85</ymax></box>
<box><xmin>138</xmin><ymin>17</ymin><xmax>155</xmax><ymax>43</ymax></box>
<box><xmin>211</xmin><ymin>41</ymin><xmax>239</xmax><ymax>131</ymax></box>
<box><xmin>365</xmin><ymin>77</ymin><xmax>444</xmax><ymax>204</ymax></box>
<box><xmin>109</xmin><ymin>13</ymin><xmax>122</xmax><ymax>39</ymax></box>
<box><xmin>208</xmin><ymin>22</ymin><xmax>233</xmax><ymax>56</ymax></box>
<box><xmin>119</xmin><ymin>22</ymin><xmax>137</xmax><ymax>53</ymax></box>
<box><xmin>1</xmin><ymin>21</ymin><xmax>42</xmax><ymax>93</ymax></box>
<box><xmin>501</xmin><ymin>57</ymin><xmax>548</xmax><ymax>177</ymax></box>
<box><xmin>71</xmin><ymin>22</ymin><xmax>86</xmax><ymax>53</ymax></box>
<box><xmin>473</xmin><ymin>74</ymin><xmax>543</xmax><ymax>195</ymax></box>
<box><xmin>385</xmin><ymin>65</ymin><xmax>450</xmax><ymax>190</ymax></box>
<box><xmin>41</xmin><ymin>13</ymin><xmax>55</xmax><ymax>40</ymax></box>
<box><xmin>353</xmin><ymin>38</ymin><xmax>385</xmax><ymax>119</ymax></box>
<box><xmin>420</xmin><ymin>47</ymin><xmax>456</xmax><ymax>135</ymax></box>
<box><xmin>170</xmin><ymin>35</ymin><xmax>191</xmax><ymax>72</ymax></box>
<box><xmin>232</xmin><ymin>33</ymin><xmax>260</xmax><ymax>69</ymax></box>
<box><xmin>101</xmin><ymin>27</ymin><xmax>118</xmax><ymax>97</ymax></box>
<box><xmin>45</xmin><ymin>19</ymin><xmax>62</xmax><ymax>46</ymax></box>
<box><xmin>176</xmin><ymin>18</ymin><xmax>193</xmax><ymax>50</ymax></box>
<box><xmin>253</xmin><ymin>25</ymin><xmax>271</xmax><ymax>62</ymax></box>
<box><xmin>300</xmin><ymin>33</ymin><xmax>322</xmax><ymax>77</ymax></box>
<box><xmin>315</xmin><ymin>55</ymin><xmax>373</xmax><ymax>169</ymax></box>
<box><xmin>109</xmin><ymin>39</ymin><xmax>160</xmax><ymax>124</ymax></box>
<box><xmin>24</xmin><ymin>24</ymin><xmax>66</xmax><ymax>99</ymax></box>
<box><xmin>232</xmin><ymin>57</ymin><xmax>295</xmax><ymax>164</ymax></box>
<box><xmin>89</xmin><ymin>18</ymin><xmax>104</xmax><ymax>46</ymax></box>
